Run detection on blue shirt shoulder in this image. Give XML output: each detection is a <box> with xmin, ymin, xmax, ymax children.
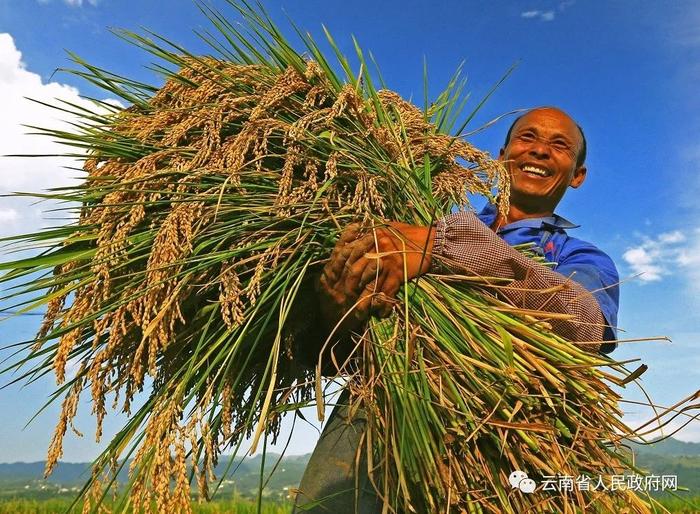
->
<box><xmin>475</xmin><ymin>203</ymin><xmax>619</xmax><ymax>353</ymax></box>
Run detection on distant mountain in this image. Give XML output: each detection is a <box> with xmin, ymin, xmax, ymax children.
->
<box><xmin>0</xmin><ymin>461</ymin><xmax>92</xmax><ymax>484</ymax></box>
<box><xmin>0</xmin><ymin>453</ymin><xmax>312</xmax><ymax>500</ymax></box>
<box><xmin>626</xmin><ymin>437</ymin><xmax>700</xmax><ymax>457</ymax></box>
<box><xmin>2</xmin><ymin>439</ymin><xmax>699</xmax><ymax>500</ymax></box>
<box><xmin>0</xmin><ymin>453</ymin><xmax>311</xmax><ymax>483</ymax></box>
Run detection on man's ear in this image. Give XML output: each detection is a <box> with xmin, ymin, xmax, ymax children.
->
<box><xmin>569</xmin><ymin>165</ymin><xmax>587</xmax><ymax>189</ymax></box>
<box><xmin>498</xmin><ymin>148</ymin><xmax>505</xmax><ymax>160</ymax></box>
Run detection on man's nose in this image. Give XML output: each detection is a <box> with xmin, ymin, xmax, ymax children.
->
<box><xmin>528</xmin><ymin>140</ymin><xmax>550</xmax><ymax>159</ymax></box>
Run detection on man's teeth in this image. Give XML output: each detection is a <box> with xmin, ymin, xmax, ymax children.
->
<box><xmin>522</xmin><ymin>165</ymin><xmax>548</xmax><ymax>176</ymax></box>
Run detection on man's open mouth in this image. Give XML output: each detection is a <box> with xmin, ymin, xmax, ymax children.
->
<box><xmin>520</xmin><ymin>164</ymin><xmax>550</xmax><ymax>177</ymax></box>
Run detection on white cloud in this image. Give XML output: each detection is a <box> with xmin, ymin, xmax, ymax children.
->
<box><xmin>658</xmin><ymin>230</ymin><xmax>685</xmax><ymax>244</ymax></box>
<box><xmin>39</xmin><ymin>0</ymin><xmax>99</xmax><ymax>6</ymax></box>
<box><xmin>623</xmin><ymin>246</ymin><xmax>664</xmax><ymax>282</ymax></box>
<box><xmin>0</xmin><ymin>33</ymin><xmax>118</xmax><ymax>241</ymax></box>
<box><xmin>622</xmin><ymin>411</ymin><xmax>700</xmax><ymax>444</ymax></box>
<box><xmin>0</xmin><ymin>208</ymin><xmax>19</xmax><ymax>222</ymax></box>
<box><xmin>520</xmin><ymin>9</ymin><xmax>556</xmax><ymax>22</ymax></box>
<box><xmin>623</xmin><ymin>229</ymin><xmax>700</xmax><ymax>284</ymax></box>
<box><xmin>558</xmin><ymin>0</ymin><xmax>576</xmax><ymax>11</ymax></box>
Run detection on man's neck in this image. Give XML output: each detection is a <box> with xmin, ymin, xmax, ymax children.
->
<box><xmin>491</xmin><ymin>203</ymin><xmax>554</xmax><ymax>231</ymax></box>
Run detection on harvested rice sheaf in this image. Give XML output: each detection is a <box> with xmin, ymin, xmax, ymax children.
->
<box><xmin>0</xmin><ymin>3</ymin><xmax>680</xmax><ymax>514</ymax></box>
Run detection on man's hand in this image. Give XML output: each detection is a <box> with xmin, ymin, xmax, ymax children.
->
<box><xmin>316</xmin><ymin>221</ymin><xmax>435</xmax><ymax>338</ymax></box>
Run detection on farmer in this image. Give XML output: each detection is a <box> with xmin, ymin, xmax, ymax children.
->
<box><xmin>293</xmin><ymin>106</ymin><xmax>619</xmax><ymax>513</ymax></box>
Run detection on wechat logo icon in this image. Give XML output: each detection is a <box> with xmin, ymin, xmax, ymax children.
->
<box><xmin>509</xmin><ymin>470</ymin><xmax>537</xmax><ymax>494</ymax></box>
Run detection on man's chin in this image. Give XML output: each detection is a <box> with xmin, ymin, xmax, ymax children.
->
<box><xmin>508</xmin><ymin>190</ymin><xmax>558</xmax><ymax>215</ymax></box>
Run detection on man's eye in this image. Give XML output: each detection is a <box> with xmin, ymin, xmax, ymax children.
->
<box><xmin>518</xmin><ymin>133</ymin><xmax>535</xmax><ymax>142</ymax></box>
<box><xmin>552</xmin><ymin>140</ymin><xmax>570</xmax><ymax>150</ymax></box>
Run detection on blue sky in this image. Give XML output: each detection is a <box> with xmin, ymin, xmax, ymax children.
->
<box><xmin>0</xmin><ymin>0</ymin><xmax>699</xmax><ymax>462</ymax></box>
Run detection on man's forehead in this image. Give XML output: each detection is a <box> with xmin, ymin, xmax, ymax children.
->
<box><xmin>512</xmin><ymin>107</ymin><xmax>579</xmax><ymax>136</ymax></box>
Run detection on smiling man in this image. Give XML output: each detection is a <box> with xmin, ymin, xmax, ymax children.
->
<box><xmin>294</xmin><ymin>106</ymin><xmax>620</xmax><ymax>513</ymax></box>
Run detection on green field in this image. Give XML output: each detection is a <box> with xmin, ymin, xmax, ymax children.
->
<box><xmin>0</xmin><ymin>498</ymin><xmax>293</xmax><ymax>513</ymax></box>
<box><xmin>657</xmin><ymin>496</ymin><xmax>700</xmax><ymax>513</ymax></box>
<box><xmin>2</xmin><ymin>438</ymin><xmax>700</xmax><ymax>512</ymax></box>
<box><xmin>1</xmin><ymin>496</ymin><xmax>699</xmax><ymax>513</ymax></box>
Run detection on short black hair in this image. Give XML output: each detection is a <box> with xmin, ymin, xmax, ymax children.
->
<box><xmin>503</xmin><ymin>110</ymin><xmax>587</xmax><ymax>168</ymax></box>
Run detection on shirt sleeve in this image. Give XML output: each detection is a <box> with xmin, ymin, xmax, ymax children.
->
<box><xmin>554</xmin><ymin>242</ymin><xmax>620</xmax><ymax>354</ymax></box>
<box><xmin>431</xmin><ymin>211</ymin><xmax>609</xmax><ymax>353</ymax></box>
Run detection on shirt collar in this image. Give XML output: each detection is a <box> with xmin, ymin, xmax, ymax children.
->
<box><xmin>476</xmin><ymin>202</ymin><xmax>580</xmax><ymax>233</ymax></box>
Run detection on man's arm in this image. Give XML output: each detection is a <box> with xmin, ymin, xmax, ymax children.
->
<box><xmin>433</xmin><ymin>211</ymin><xmax>614</xmax><ymax>352</ymax></box>
<box><xmin>316</xmin><ymin>213</ymin><xmax>615</xmax><ymax>357</ymax></box>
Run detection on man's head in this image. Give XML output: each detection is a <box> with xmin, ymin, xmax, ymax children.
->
<box><xmin>498</xmin><ymin>107</ymin><xmax>587</xmax><ymax>216</ymax></box>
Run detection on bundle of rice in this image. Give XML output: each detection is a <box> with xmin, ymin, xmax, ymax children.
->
<box><xmin>0</xmin><ymin>2</ymin><xmax>672</xmax><ymax>513</ymax></box>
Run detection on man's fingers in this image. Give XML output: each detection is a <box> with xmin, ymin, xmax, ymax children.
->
<box><xmin>326</xmin><ymin>235</ymin><xmax>366</xmax><ymax>284</ymax></box>
<box><xmin>372</xmin><ymin>294</ymin><xmax>395</xmax><ymax>318</ymax></box>
<box><xmin>345</xmin><ymin>235</ymin><xmax>376</xmax><ymax>268</ymax></box>
<box><xmin>377</xmin><ymin>273</ymin><xmax>402</xmax><ymax>299</ymax></box>
<box><xmin>318</xmin><ymin>272</ymin><xmax>342</xmax><ymax>302</ymax></box>
<box><xmin>339</xmin><ymin>235</ymin><xmax>376</xmax><ymax>288</ymax></box>
<box><xmin>322</xmin><ymin>224</ymin><xmax>366</xmax><ymax>282</ymax></box>
<box><xmin>358</xmin><ymin>259</ymin><xmax>380</xmax><ymax>291</ymax></box>
<box><xmin>357</xmin><ymin>258</ymin><xmax>387</xmax><ymax>317</ymax></box>
<box><xmin>330</xmin><ymin>244</ymin><xmax>354</xmax><ymax>278</ymax></box>
<box><xmin>337</xmin><ymin>223</ymin><xmax>363</xmax><ymax>246</ymax></box>
<box><xmin>322</xmin><ymin>244</ymin><xmax>347</xmax><ymax>284</ymax></box>
<box><xmin>344</xmin><ymin>253</ymin><xmax>378</xmax><ymax>297</ymax></box>
<box><xmin>353</xmin><ymin>286</ymin><xmax>373</xmax><ymax>323</ymax></box>
<box><xmin>368</xmin><ymin>268</ymin><xmax>400</xmax><ymax>318</ymax></box>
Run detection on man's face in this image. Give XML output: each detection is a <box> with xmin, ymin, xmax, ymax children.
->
<box><xmin>499</xmin><ymin>108</ymin><xmax>587</xmax><ymax>214</ymax></box>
